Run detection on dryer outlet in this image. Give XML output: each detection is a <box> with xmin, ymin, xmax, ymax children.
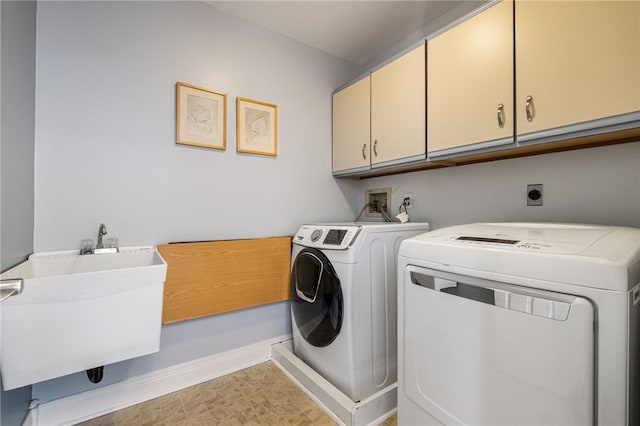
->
<box><xmin>527</xmin><ymin>184</ymin><xmax>543</xmax><ymax>206</ymax></box>
<box><xmin>365</xmin><ymin>188</ymin><xmax>391</xmax><ymax>218</ymax></box>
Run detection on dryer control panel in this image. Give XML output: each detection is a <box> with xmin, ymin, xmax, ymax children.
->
<box><xmin>293</xmin><ymin>225</ymin><xmax>361</xmax><ymax>250</ymax></box>
<box><xmin>417</xmin><ymin>223</ymin><xmax>614</xmax><ymax>255</ymax></box>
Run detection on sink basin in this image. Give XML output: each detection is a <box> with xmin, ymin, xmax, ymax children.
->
<box><xmin>0</xmin><ymin>246</ymin><xmax>167</xmax><ymax>390</ymax></box>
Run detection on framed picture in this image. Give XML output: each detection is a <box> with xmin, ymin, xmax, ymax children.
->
<box><xmin>236</xmin><ymin>97</ymin><xmax>278</xmax><ymax>156</ymax></box>
<box><xmin>176</xmin><ymin>81</ymin><xmax>227</xmax><ymax>150</ymax></box>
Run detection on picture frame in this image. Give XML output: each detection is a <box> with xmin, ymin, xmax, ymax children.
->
<box><xmin>176</xmin><ymin>81</ymin><xmax>227</xmax><ymax>150</ymax></box>
<box><xmin>236</xmin><ymin>97</ymin><xmax>278</xmax><ymax>156</ymax></box>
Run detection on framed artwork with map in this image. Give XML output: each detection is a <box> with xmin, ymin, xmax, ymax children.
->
<box><xmin>236</xmin><ymin>97</ymin><xmax>278</xmax><ymax>156</ymax></box>
<box><xmin>176</xmin><ymin>82</ymin><xmax>227</xmax><ymax>150</ymax></box>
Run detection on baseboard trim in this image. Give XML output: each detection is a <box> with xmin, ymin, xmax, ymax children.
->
<box><xmin>35</xmin><ymin>334</ymin><xmax>291</xmax><ymax>426</ymax></box>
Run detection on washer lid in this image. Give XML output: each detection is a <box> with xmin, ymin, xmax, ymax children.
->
<box><xmin>399</xmin><ymin>223</ymin><xmax>640</xmax><ymax>291</ymax></box>
<box><xmin>293</xmin><ymin>224</ymin><xmax>361</xmax><ymax>250</ymax></box>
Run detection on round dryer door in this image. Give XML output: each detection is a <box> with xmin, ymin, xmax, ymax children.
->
<box><xmin>291</xmin><ymin>247</ymin><xmax>343</xmax><ymax>347</ymax></box>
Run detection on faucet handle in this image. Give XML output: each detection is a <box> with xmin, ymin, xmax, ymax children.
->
<box><xmin>80</xmin><ymin>239</ymin><xmax>95</xmax><ymax>255</ymax></box>
<box><xmin>105</xmin><ymin>238</ymin><xmax>119</xmax><ymax>249</ymax></box>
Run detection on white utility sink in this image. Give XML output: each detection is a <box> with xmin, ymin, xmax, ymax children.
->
<box><xmin>0</xmin><ymin>246</ymin><xmax>167</xmax><ymax>390</ymax></box>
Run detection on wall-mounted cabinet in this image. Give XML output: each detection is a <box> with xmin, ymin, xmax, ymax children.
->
<box><xmin>428</xmin><ymin>0</ymin><xmax>640</xmax><ymax>161</ymax></box>
<box><xmin>332</xmin><ymin>44</ymin><xmax>426</xmax><ymax>176</ymax></box>
<box><xmin>427</xmin><ymin>0</ymin><xmax>514</xmax><ymax>158</ymax></box>
<box><xmin>333</xmin><ymin>0</ymin><xmax>640</xmax><ymax>179</ymax></box>
<box><xmin>332</xmin><ymin>76</ymin><xmax>371</xmax><ymax>173</ymax></box>
<box><xmin>515</xmin><ymin>0</ymin><xmax>640</xmax><ymax>143</ymax></box>
<box><xmin>370</xmin><ymin>44</ymin><xmax>426</xmax><ymax>167</ymax></box>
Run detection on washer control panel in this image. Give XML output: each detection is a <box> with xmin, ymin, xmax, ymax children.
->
<box><xmin>293</xmin><ymin>225</ymin><xmax>361</xmax><ymax>250</ymax></box>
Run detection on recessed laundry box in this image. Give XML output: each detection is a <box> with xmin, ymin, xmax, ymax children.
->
<box><xmin>0</xmin><ymin>246</ymin><xmax>167</xmax><ymax>390</ymax></box>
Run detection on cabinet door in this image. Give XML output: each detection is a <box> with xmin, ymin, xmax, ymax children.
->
<box><xmin>516</xmin><ymin>1</ymin><xmax>640</xmax><ymax>138</ymax></box>
<box><xmin>371</xmin><ymin>44</ymin><xmax>426</xmax><ymax>166</ymax></box>
<box><xmin>332</xmin><ymin>76</ymin><xmax>371</xmax><ymax>173</ymax></box>
<box><xmin>427</xmin><ymin>1</ymin><xmax>514</xmax><ymax>158</ymax></box>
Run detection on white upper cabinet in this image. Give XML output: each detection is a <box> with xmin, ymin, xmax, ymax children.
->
<box><xmin>428</xmin><ymin>0</ymin><xmax>640</xmax><ymax>159</ymax></box>
<box><xmin>333</xmin><ymin>0</ymin><xmax>640</xmax><ymax>177</ymax></box>
<box><xmin>332</xmin><ymin>44</ymin><xmax>426</xmax><ymax>175</ymax></box>
<box><xmin>515</xmin><ymin>1</ymin><xmax>640</xmax><ymax>141</ymax></box>
<box><xmin>332</xmin><ymin>76</ymin><xmax>371</xmax><ymax>173</ymax></box>
<box><xmin>427</xmin><ymin>1</ymin><xmax>514</xmax><ymax>157</ymax></box>
<box><xmin>371</xmin><ymin>44</ymin><xmax>426</xmax><ymax>167</ymax></box>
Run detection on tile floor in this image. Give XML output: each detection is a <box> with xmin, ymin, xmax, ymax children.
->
<box><xmin>75</xmin><ymin>361</ymin><xmax>398</xmax><ymax>426</ymax></box>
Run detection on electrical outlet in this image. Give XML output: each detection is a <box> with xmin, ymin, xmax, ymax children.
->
<box><xmin>365</xmin><ymin>187</ymin><xmax>391</xmax><ymax>218</ymax></box>
<box><xmin>403</xmin><ymin>193</ymin><xmax>413</xmax><ymax>209</ymax></box>
<box><xmin>527</xmin><ymin>184</ymin><xmax>543</xmax><ymax>206</ymax></box>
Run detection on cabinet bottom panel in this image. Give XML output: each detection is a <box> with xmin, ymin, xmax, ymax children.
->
<box><xmin>428</xmin><ymin>136</ymin><xmax>514</xmax><ymax>161</ymax></box>
<box><xmin>517</xmin><ymin>111</ymin><xmax>640</xmax><ymax>146</ymax></box>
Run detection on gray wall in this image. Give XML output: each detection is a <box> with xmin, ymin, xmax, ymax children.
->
<box><xmin>33</xmin><ymin>1</ymin><xmax>360</xmax><ymax>252</ymax></box>
<box><xmin>32</xmin><ymin>0</ymin><xmax>360</xmax><ymax>402</ymax></box>
<box><xmin>358</xmin><ymin>142</ymin><xmax>640</xmax><ymax>229</ymax></box>
<box><xmin>1</xmin><ymin>0</ymin><xmax>36</xmax><ymax>271</ymax></box>
<box><xmin>1</xmin><ymin>1</ymin><xmax>37</xmax><ymax>423</ymax></box>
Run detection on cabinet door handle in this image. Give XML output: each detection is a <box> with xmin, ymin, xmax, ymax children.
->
<box><xmin>525</xmin><ymin>95</ymin><xmax>535</xmax><ymax>122</ymax></box>
<box><xmin>373</xmin><ymin>140</ymin><xmax>378</xmax><ymax>157</ymax></box>
<box><xmin>497</xmin><ymin>103</ymin><xmax>505</xmax><ymax>128</ymax></box>
<box><xmin>362</xmin><ymin>144</ymin><xmax>367</xmax><ymax>160</ymax></box>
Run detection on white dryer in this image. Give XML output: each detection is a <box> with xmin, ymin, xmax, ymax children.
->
<box><xmin>397</xmin><ymin>223</ymin><xmax>640</xmax><ymax>426</ymax></box>
<box><xmin>291</xmin><ymin>222</ymin><xmax>429</xmax><ymax>403</ymax></box>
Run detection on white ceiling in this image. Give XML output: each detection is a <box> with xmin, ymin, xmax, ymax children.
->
<box><xmin>207</xmin><ymin>1</ymin><xmax>468</xmax><ymax>66</ymax></box>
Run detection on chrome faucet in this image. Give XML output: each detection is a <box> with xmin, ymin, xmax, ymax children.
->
<box><xmin>97</xmin><ymin>223</ymin><xmax>107</xmax><ymax>249</ymax></box>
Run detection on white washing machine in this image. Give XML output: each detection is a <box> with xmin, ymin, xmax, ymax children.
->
<box><xmin>397</xmin><ymin>223</ymin><xmax>640</xmax><ymax>426</ymax></box>
<box><xmin>291</xmin><ymin>222</ymin><xmax>429</xmax><ymax>403</ymax></box>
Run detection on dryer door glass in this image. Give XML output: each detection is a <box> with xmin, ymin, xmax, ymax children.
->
<box><xmin>291</xmin><ymin>248</ymin><xmax>343</xmax><ymax>347</ymax></box>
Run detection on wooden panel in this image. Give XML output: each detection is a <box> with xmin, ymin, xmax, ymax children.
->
<box><xmin>158</xmin><ymin>237</ymin><xmax>292</xmax><ymax>324</ymax></box>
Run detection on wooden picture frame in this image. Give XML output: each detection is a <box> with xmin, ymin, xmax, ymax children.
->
<box><xmin>176</xmin><ymin>82</ymin><xmax>227</xmax><ymax>150</ymax></box>
<box><xmin>236</xmin><ymin>97</ymin><xmax>278</xmax><ymax>156</ymax></box>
